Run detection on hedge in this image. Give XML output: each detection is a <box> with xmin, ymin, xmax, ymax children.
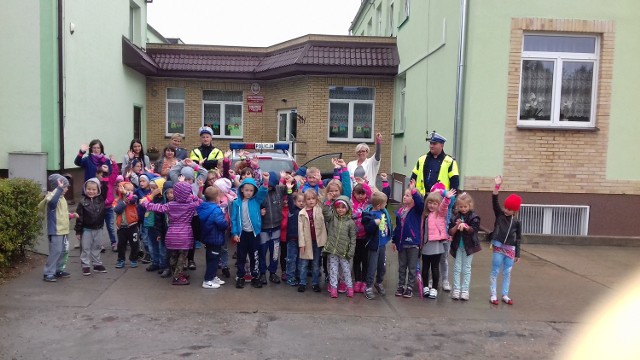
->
<box><xmin>0</xmin><ymin>178</ymin><xmax>43</xmax><ymax>270</ymax></box>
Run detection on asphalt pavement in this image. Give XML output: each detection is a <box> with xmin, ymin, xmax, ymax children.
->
<box><xmin>1</xmin><ymin>239</ymin><xmax>639</xmax><ymax>360</ymax></box>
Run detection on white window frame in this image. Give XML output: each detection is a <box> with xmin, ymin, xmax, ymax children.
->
<box><xmin>202</xmin><ymin>91</ymin><xmax>244</xmax><ymax>139</ymax></box>
<box><xmin>517</xmin><ymin>33</ymin><xmax>599</xmax><ymax>129</ymax></box>
<box><xmin>327</xmin><ymin>87</ymin><xmax>376</xmax><ymax>142</ymax></box>
<box><xmin>165</xmin><ymin>88</ymin><xmax>185</xmax><ymax>136</ymax></box>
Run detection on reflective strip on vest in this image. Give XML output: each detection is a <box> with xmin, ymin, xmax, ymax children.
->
<box><xmin>412</xmin><ymin>154</ymin><xmax>458</xmax><ymax>195</ymax></box>
<box><xmin>190</xmin><ymin>148</ymin><xmax>223</xmax><ymax>163</ymax></box>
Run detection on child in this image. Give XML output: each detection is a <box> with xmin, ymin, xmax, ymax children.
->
<box><xmin>114</xmin><ymin>182</ymin><xmax>140</xmax><ymax>268</ymax></box>
<box><xmin>448</xmin><ymin>192</ymin><xmax>481</xmax><ymax>301</ymax></box>
<box><xmin>230</xmin><ymin>172</ymin><xmax>269</xmax><ymax>289</ymax></box>
<box><xmin>351</xmin><ymin>181</ymin><xmax>373</xmax><ymax>293</ymax></box>
<box><xmin>322</xmin><ymin>193</ymin><xmax>356</xmax><ymax>298</ymax></box>
<box><xmin>144</xmin><ymin>178</ymin><xmax>167</xmax><ymax>273</ymax></box>
<box><xmin>197</xmin><ymin>186</ymin><xmax>229</xmax><ymax>289</ymax></box>
<box><xmin>297</xmin><ymin>189</ymin><xmax>327</xmax><ymax>293</ymax></box>
<box><xmin>75</xmin><ymin>177</ymin><xmax>109</xmax><ymax>276</ymax></box>
<box><xmin>361</xmin><ymin>191</ymin><xmax>393</xmax><ymax>300</ymax></box>
<box><xmin>421</xmin><ymin>187</ymin><xmax>456</xmax><ymax>299</ymax></box>
<box><xmin>135</xmin><ymin>173</ymin><xmax>154</xmax><ymax>264</ymax></box>
<box><xmin>300</xmin><ymin>167</ymin><xmax>323</xmax><ymax>194</ymax></box>
<box><xmin>489</xmin><ymin>176</ymin><xmax>522</xmax><ymax>305</ymax></box>
<box><xmin>40</xmin><ymin>174</ymin><xmax>78</xmax><ymax>282</ymax></box>
<box><xmin>156</xmin><ymin>181</ymin><xmax>174</xmax><ymax>277</ymax></box>
<box><xmin>285</xmin><ymin>180</ymin><xmax>304</xmax><ymax>286</ymax></box>
<box><xmin>213</xmin><ymin>177</ymin><xmax>236</xmax><ymax>278</ymax></box>
<box><xmin>430</xmin><ymin>182</ymin><xmax>455</xmax><ymax>292</ymax></box>
<box><xmin>141</xmin><ymin>181</ymin><xmax>203</xmax><ymax>285</ymax></box>
<box><xmin>259</xmin><ymin>171</ymin><xmax>287</xmax><ymax>285</ymax></box>
<box><xmin>392</xmin><ymin>179</ymin><xmax>424</xmax><ymax>298</ymax></box>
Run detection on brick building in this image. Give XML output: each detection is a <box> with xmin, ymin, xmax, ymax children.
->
<box><xmin>123</xmin><ymin>34</ymin><xmax>399</xmax><ymax>175</ymax></box>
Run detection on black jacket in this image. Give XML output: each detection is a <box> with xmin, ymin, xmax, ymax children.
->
<box><xmin>449</xmin><ymin>210</ymin><xmax>481</xmax><ymax>257</ymax></box>
<box><xmin>286</xmin><ymin>193</ymin><xmax>301</xmax><ymax>240</ymax></box>
<box><xmin>490</xmin><ymin>194</ymin><xmax>522</xmax><ymax>258</ymax></box>
<box><xmin>75</xmin><ymin>179</ymin><xmax>109</xmax><ymax>234</ymax></box>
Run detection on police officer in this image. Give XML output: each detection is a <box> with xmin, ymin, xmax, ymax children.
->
<box><xmin>190</xmin><ymin>126</ymin><xmax>223</xmax><ymax>170</ymax></box>
<box><xmin>410</xmin><ymin>131</ymin><xmax>459</xmax><ymax>196</ymax></box>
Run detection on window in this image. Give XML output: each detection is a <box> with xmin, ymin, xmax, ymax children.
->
<box><xmin>166</xmin><ymin>88</ymin><xmax>185</xmax><ymax>135</ymax></box>
<box><xmin>389</xmin><ymin>2</ymin><xmax>395</xmax><ymax>36</ymax></box>
<box><xmin>376</xmin><ymin>4</ymin><xmax>383</xmax><ymax>36</ymax></box>
<box><xmin>202</xmin><ymin>90</ymin><xmax>243</xmax><ymax>138</ymax></box>
<box><xmin>328</xmin><ymin>87</ymin><xmax>375</xmax><ymax>141</ymax></box>
<box><xmin>518</xmin><ymin>34</ymin><xmax>598</xmax><ymax>128</ymax></box>
<box><xmin>129</xmin><ymin>1</ymin><xmax>141</xmax><ymax>45</ymax></box>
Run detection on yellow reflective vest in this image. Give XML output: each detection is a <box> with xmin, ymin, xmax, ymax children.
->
<box><xmin>190</xmin><ymin>147</ymin><xmax>223</xmax><ymax>168</ymax></box>
<box><xmin>412</xmin><ymin>153</ymin><xmax>459</xmax><ymax>196</ymax></box>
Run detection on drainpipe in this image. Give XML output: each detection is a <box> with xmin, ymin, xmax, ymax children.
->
<box><xmin>453</xmin><ymin>0</ymin><xmax>469</xmax><ymax>165</ymax></box>
<box><xmin>57</xmin><ymin>0</ymin><xmax>65</xmax><ymax>169</ymax></box>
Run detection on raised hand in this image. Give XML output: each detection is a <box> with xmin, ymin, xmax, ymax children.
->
<box><xmin>408</xmin><ymin>178</ymin><xmax>416</xmax><ymax>190</ymax></box>
<box><xmin>178</xmin><ymin>174</ymin><xmax>185</xmax><ymax>182</ymax></box>
<box><xmin>57</xmin><ymin>178</ymin><xmax>66</xmax><ymax>188</ymax></box>
<box><xmin>495</xmin><ymin>175</ymin><xmax>503</xmax><ymax>187</ymax></box>
<box><xmin>336</xmin><ymin>159</ymin><xmax>346</xmax><ymax>168</ymax></box>
<box><xmin>375</xmin><ymin>132</ymin><xmax>383</xmax><ymax>144</ymax></box>
<box><xmin>380</xmin><ymin>172</ymin><xmax>388</xmax><ymax>181</ymax></box>
<box><xmin>224</xmin><ymin>150</ymin><xmax>232</xmax><ymax>159</ymax></box>
<box><xmin>80</xmin><ymin>144</ymin><xmax>89</xmax><ymax>153</ymax></box>
<box><xmin>446</xmin><ymin>189</ymin><xmax>457</xmax><ymax>199</ymax></box>
<box><xmin>184</xmin><ymin>158</ymin><xmax>194</xmax><ymax>167</ymax></box>
<box><xmin>127</xmin><ymin>150</ymin><xmax>135</xmax><ymax>160</ymax></box>
<box><xmin>262</xmin><ymin>172</ymin><xmax>270</xmax><ymax>181</ymax></box>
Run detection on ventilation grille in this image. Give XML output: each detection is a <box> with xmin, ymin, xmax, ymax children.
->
<box><xmin>519</xmin><ymin>204</ymin><xmax>590</xmax><ymax>236</ymax></box>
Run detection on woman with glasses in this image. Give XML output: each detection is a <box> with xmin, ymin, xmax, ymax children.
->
<box><xmin>155</xmin><ymin>145</ymin><xmax>179</xmax><ymax>179</ymax></box>
<box><xmin>347</xmin><ymin>132</ymin><xmax>383</xmax><ymax>189</ymax></box>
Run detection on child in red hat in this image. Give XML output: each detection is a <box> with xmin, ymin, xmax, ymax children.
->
<box><xmin>489</xmin><ymin>176</ymin><xmax>522</xmax><ymax>305</ymax></box>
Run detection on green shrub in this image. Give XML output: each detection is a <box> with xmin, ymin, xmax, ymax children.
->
<box><xmin>0</xmin><ymin>178</ymin><xmax>43</xmax><ymax>268</ymax></box>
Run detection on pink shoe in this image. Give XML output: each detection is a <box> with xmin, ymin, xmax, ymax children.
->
<box><xmin>354</xmin><ymin>281</ymin><xmax>363</xmax><ymax>293</ymax></box>
<box><xmin>330</xmin><ymin>287</ymin><xmax>338</xmax><ymax>298</ymax></box>
<box><xmin>337</xmin><ymin>281</ymin><xmax>347</xmax><ymax>293</ymax></box>
<box><xmin>346</xmin><ymin>287</ymin><xmax>354</xmax><ymax>298</ymax></box>
<box><xmin>327</xmin><ymin>284</ymin><xmax>334</xmax><ymax>293</ymax></box>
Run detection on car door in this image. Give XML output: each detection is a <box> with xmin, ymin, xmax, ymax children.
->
<box><xmin>300</xmin><ymin>152</ymin><xmax>343</xmax><ymax>180</ymax></box>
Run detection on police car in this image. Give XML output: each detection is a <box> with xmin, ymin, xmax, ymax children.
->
<box><xmin>229</xmin><ymin>142</ymin><xmax>341</xmax><ymax>179</ymax></box>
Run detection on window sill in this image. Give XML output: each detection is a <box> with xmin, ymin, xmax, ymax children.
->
<box><xmin>328</xmin><ymin>138</ymin><xmax>375</xmax><ymax>144</ymax></box>
<box><xmin>392</xmin><ymin>131</ymin><xmax>404</xmax><ymax>137</ymax></box>
<box><xmin>517</xmin><ymin>124</ymin><xmax>599</xmax><ymax>131</ymax></box>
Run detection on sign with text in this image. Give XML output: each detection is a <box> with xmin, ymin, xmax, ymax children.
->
<box><xmin>248</xmin><ymin>104</ymin><xmax>263</xmax><ymax>113</ymax></box>
<box><xmin>247</xmin><ymin>95</ymin><xmax>264</xmax><ymax>104</ymax></box>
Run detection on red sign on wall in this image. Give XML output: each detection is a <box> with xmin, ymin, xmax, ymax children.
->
<box><xmin>248</xmin><ymin>105</ymin><xmax>263</xmax><ymax>113</ymax></box>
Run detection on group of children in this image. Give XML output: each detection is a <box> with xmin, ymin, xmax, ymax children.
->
<box><xmin>42</xmin><ymin>139</ymin><xmax>523</xmax><ymax>305</ymax></box>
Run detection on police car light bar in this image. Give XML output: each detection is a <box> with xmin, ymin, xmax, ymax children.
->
<box><xmin>229</xmin><ymin>142</ymin><xmax>289</xmax><ymax>151</ymax></box>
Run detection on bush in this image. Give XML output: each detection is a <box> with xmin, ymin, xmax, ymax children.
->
<box><xmin>0</xmin><ymin>178</ymin><xmax>43</xmax><ymax>269</ymax></box>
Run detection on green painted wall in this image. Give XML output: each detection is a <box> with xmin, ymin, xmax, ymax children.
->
<box><xmin>0</xmin><ymin>1</ymin><xmax>51</xmax><ymax>169</ymax></box>
<box><xmin>463</xmin><ymin>0</ymin><xmax>640</xmax><ymax>181</ymax></box>
<box><xmin>63</xmin><ymin>0</ymin><xmax>147</xmax><ymax>166</ymax></box>
<box><xmin>40</xmin><ymin>0</ymin><xmax>60</xmax><ymax>170</ymax></box>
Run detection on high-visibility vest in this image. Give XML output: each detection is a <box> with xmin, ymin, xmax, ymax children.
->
<box><xmin>412</xmin><ymin>154</ymin><xmax>458</xmax><ymax>195</ymax></box>
<box><xmin>190</xmin><ymin>147</ymin><xmax>223</xmax><ymax>165</ymax></box>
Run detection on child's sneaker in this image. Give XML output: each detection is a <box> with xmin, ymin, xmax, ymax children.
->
<box><xmin>43</xmin><ymin>275</ymin><xmax>57</xmax><ymax>282</ymax></box>
<box><xmin>54</xmin><ymin>271</ymin><xmax>71</xmax><ymax>278</ymax></box>
<box><xmin>251</xmin><ymin>278</ymin><xmax>263</xmax><ymax>288</ymax></box>
<box><xmin>460</xmin><ymin>291</ymin><xmax>469</xmax><ymax>301</ymax></box>
<box><xmin>428</xmin><ymin>288</ymin><xmax>438</xmax><ymax>299</ymax></box>
<box><xmin>269</xmin><ymin>273</ymin><xmax>281</xmax><ymax>284</ymax></box>
<box><xmin>502</xmin><ymin>295</ymin><xmax>513</xmax><ymax>305</ymax></box>
<box><xmin>287</xmin><ymin>278</ymin><xmax>298</xmax><ymax>286</ymax></box>
<box><xmin>337</xmin><ymin>281</ymin><xmax>347</xmax><ymax>293</ymax></box>
<box><xmin>329</xmin><ymin>286</ymin><xmax>338</xmax><ymax>298</ymax></box>
<box><xmin>172</xmin><ymin>275</ymin><xmax>190</xmax><ymax>285</ymax></box>
<box><xmin>93</xmin><ymin>265</ymin><xmax>107</xmax><ymax>273</ymax></box>
<box><xmin>364</xmin><ymin>287</ymin><xmax>375</xmax><ymax>300</ymax></box>
<box><xmin>354</xmin><ymin>281</ymin><xmax>363</xmax><ymax>293</ymax></box>
<box><xmin>312</xmin><ymin>284</ymin><xmax>321</xmax><ymax>293</ymax></box>
<box><xmin>188</xmin><ymin>260</ymin><xmax>197</xmax><ymax>270</ymax></box>
<box><xmin>130</xmin><ymin>261</ymin><xmax>138</xmax><ymax>268</ymax></box>
<box><xmin>451</xmin><ymin>289</ymin><xmax>460</xmax><ymax>300</ymax></box>
<box><xmin>403</xmin><ymin>287</ymin><xmax>413</xmax><ymax>298</ymax></box>
<box><xmin>395</xmin><ymin>285</ymin><xmax>405</xmax><ymax>297</ymax></box>
<box><xmin>259</xmin><ymin>274</ymin><xmax>268</xmax><ymax>285</ymax></box>
<box><xmin>442</xmin><ymin>280</ymin><xmax>451</xmax><ymax>292</ymax></box>
<box><xmin>374</xmin><ymin>283</ymin><xmax>386</xmax><ymax>296</ymax></box>
<box><xmin>213</xmin><ymin>277</ymin><xmax>225</xmax><ymax>286</ymax></box>
<box><xmin>346</xmin><ymin>287</ymin><xmax>354</xmax><ymax>298</ymax></box>
<box><xmin>202</xmin><ymin>280</ymin><xmax>220</xmax><ymax>289</ymax></box>
<box><xmin>115</xmin><ymin>260</ymin><xmax>125</xmax><ymax>268</ymax></box>
<box><xmin>298</xmin><ymin>284</ymin><xmax>306</xmax><ymax>292</ymax></box>
<box><xmin>422</xmin><ymin>287</ymin><xmax>430</xmax><ymax>298</ymax></box>
<box><xmin>160</xmin><ymin>269</ymin><xmax>171</xmax><ymax>278</ymax></box>
<box><xmin>326</xmin><ymin>283</ymin><xmax>334</xmax><ymax>293</ymax></box>
<box><xmin>235</xmin><ymin>277</ymin><xmax>245</xmax><ymax>289</ymax></box>
<box><xmin>490</xmin><ymin>295</ymin><xmax>499</xmax><ymax>305</ymax></box>
<box><xmin>222</xmin><ymin>267</ymin><xmax>231</xmax><ymax>278</ymax></box>
<box><xmin>82</xmin><ymin>267</ymin><xmax>91</xmax><ymax>276</ymax></box>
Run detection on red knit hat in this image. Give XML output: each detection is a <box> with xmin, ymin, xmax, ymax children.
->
<box><xmin>504</xmin><ymin>194</ymin><xmax>522</xmax><ymax>212</ymax></box>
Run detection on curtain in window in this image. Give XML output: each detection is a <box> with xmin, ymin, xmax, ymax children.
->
<box><xmin>560</xmin><ymin>62</ymin><xmax>593</xmax><ymax>122</ymax></box>
<box><xmin>520</xmin><ymin>60</ymin><xmax>554</xmax><ymax>120</ymax></box>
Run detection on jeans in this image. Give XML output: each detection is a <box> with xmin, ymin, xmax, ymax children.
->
<box><xmin>397</xmin><ymin>247</ymin><xmax>419</xmax><ymax>289</ymax></box>
<box><xmin>219</xmin><ymin>232</ymin><xmax>230</xmax><ymax>268</ymax></box>
<box><xmin>104</xmin><ymin>207</ymin><xmax>117</xmax><ymax>244</ymax></box>
<box><xmin>140</xmin><ymin>225</ymin><xmax>150</xmax><ymax>255</ymax></box>
<box><xmin>490</xmin><ymin>251</ymin><xmax>515</xmax><ymax>297</ymax></box>
<box><xmin>440</xmin><ymin>241</ymin><xmax>450</xmax><ymax>283</ymax></box>
<box><xmin>146</xmin><ymin>227</ymin><xmax>166</xmax><ymax>269</ymax></box>
<box><xmin>204</xmin><ymin>244</ymin><xmax>221</xmax><ymax>281</ymax></box>
<box><xmin>453</xmin><ymin>246</ymin><xmax>474</xmax><ymax>292</ymax></box>
<box><xmin>258</xmin><ymin>229</ymin><xmax>280</xmax><ymax>275</ymax></box>
<box><xmin>365</xmin><ymin>245</ymin><xmax>387</xmax><ymax>288</ymax></box>
<box><xmin>43</xmin><ymin>235</ymin><xmax>68</xmax><ymax>276</ymax></box>
<box><xmin>285</xmin><ymin>239</ymin><xmax>299</xmax><ymax>281</ymax></box>
<box><xmin>236</xmin><ymin>231</ymin><xmax>259</xmax><ymax>278</ymax></box>
<box><xmin>298</xmin><ymin>240</ymin><xmax>320</xmax><ymax>286</ymax></box>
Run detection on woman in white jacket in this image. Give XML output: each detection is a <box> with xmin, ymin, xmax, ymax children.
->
<box><xmin>347</xmin><ymin>132</ymin><xmax>382</xmax><ymax>189</ymax></box>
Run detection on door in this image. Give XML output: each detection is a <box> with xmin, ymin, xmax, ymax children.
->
<box><xmin>133</xmin><ymin>106</ymin><xmax>142</xmax><ymax>140</ymax></box>
<box><xmin>277</xmin><ymin>109</ymin><xmax>297</xmax><ymax>155</ymax></box>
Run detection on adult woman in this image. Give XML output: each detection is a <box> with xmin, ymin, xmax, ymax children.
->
<box><xmin>121</xmin><ymin>139</ymin><xmax>151</xmax><ymax>174</ymax></box>
<box><xmin>74</xmin><ymin>139</ymin><xmax>118</xmax><ymax>251</ymax></box>
<box><xmin>154</xmin><ymin>144</ymin><xmax>179</xmax><ymax>179</ymax></box>
<box><xmin>347</xmin><ymin>132</ymin><xmax>382</xmax><ymax>187</ymax></box>
<box><xmin>170</xmin><ymin>133</ymin><xmax>189</xmax><ymax>160</ymax></box>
